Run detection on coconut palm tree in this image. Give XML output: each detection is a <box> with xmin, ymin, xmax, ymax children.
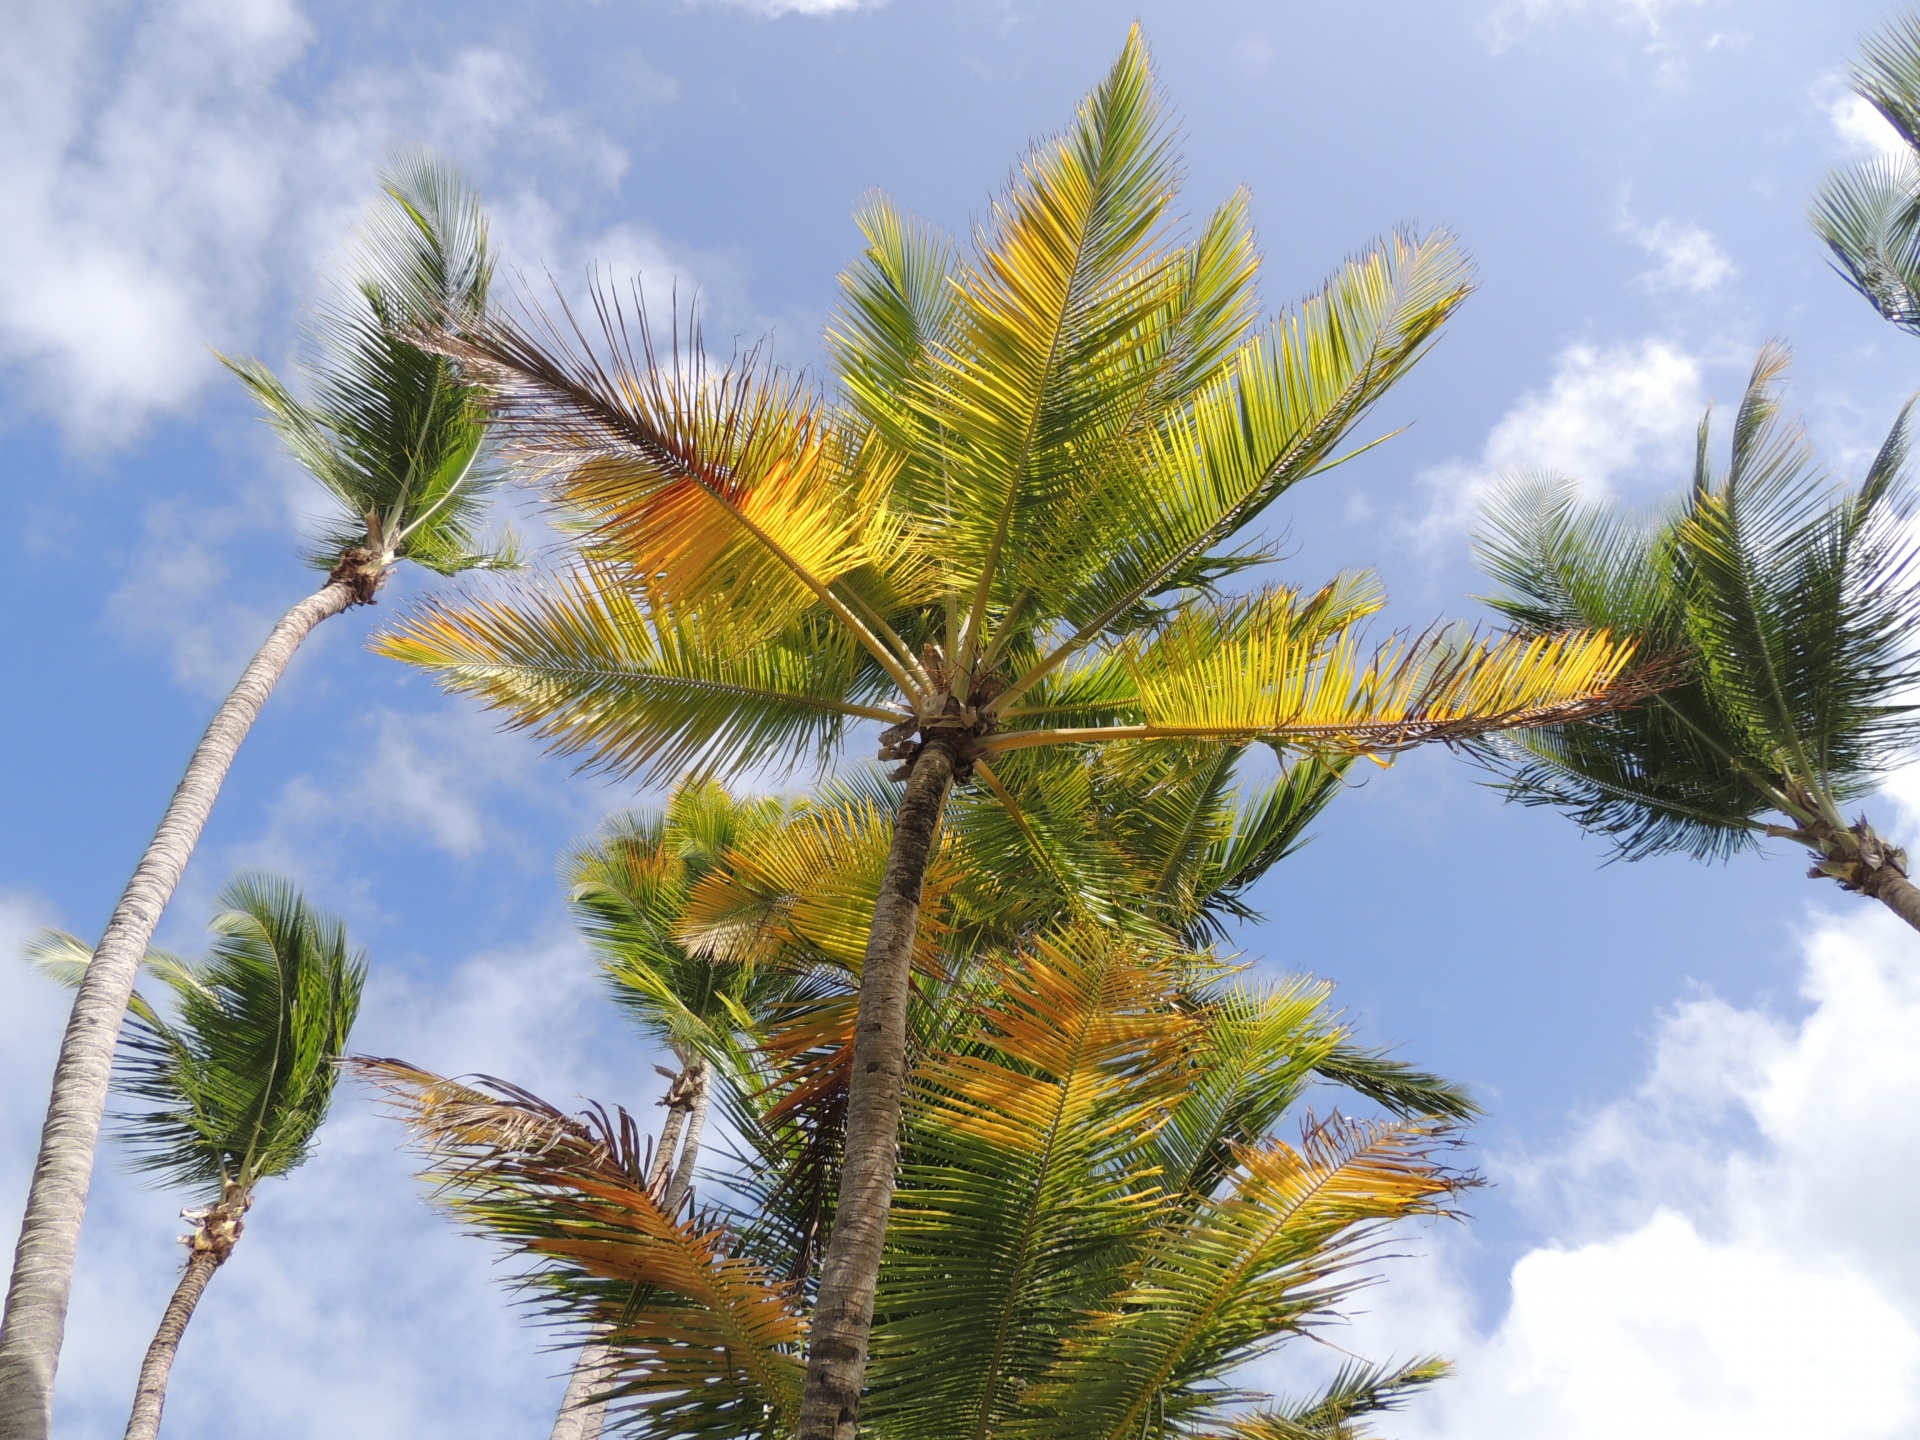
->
<box><xmin>355</xmin><ymin>920</ymin><xmax>1468</xmax><ymax>1440</ymax></box>
<box><xmin>548</xmin><ymin>785</ymin><xmax>816</xmax><ymax>1440</ymax></box>
<box><xmin>0</xmin><ymin>158</ymin><xmax>512</xmax><ymax>1440</ymax></box>
<box><xmin>1813</xmin><ymin>10</ymin><xmax>1920</xmax><ymax>336</ymax></box>
<box><xmin>25</xmin><ymin>876</ymin><xmax>365</xmax><ymax>1440</ymax></box>
<box><xmin>375</xmin><ymin>33</ymin><xmax>1638</xmax><ymax>1433</ymax></box>
<box><xmin>1472</xmin><ymin>345</ymin><xmax>1920</xmax><ymax>929</ymax></box>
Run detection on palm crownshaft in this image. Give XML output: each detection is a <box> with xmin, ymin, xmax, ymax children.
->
<box><xmin>0</xmin><ymin>158</ymin><xmax>510</xmax><ymax>1440</ymax></box>
<box><xmin>380</xmin><ymin>33</ymin><xmax>1639</xmax><ymax>1432</ymax></box>
<box><xmin>1474</xmin><ymin>345</ymin><xmax>1920</xmax><ymax>929</ymax></box>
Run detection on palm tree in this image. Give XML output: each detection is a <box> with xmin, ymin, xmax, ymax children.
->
<box><xmin>1812</xmin><ymin>10</ymin><xmax>1920</xmax><ymax>335</ymax></box>
<box><xmin>549</xmin><ymin>785</ymin><xmax>815</xmax><ymax>1440</ymax></box>
<box><xmin>25</xmin><ymin>876</ymin><xmax>365</xmax><ymax>1440</ymax></box>
<box><xmin>0</xmin><ymin>158</ymin><xmax>512</xmax><ymax>1440</ymax></box>
<box><xmin>375</xmin><ymin>33</ymin><xmax>1639</xmax><ymax>1433</ymax></box>
<box><xmin>355</xmin><ymin>921</ymin><xmax>1469</xmax><ymax>1440</ymax></box>
<box><xmin>1472</xmin><ymin>345</ymin><xmax>1920</xmax><ymax>929</ymax></box>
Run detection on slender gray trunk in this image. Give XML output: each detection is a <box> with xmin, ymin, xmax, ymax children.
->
<box><xmin>0</xmin><ymin>579</ymin><xmax>356</xmax><ymax>1440</ymax></box>
<box><xmin>797</xmin><ymin>738</ymin><xmax>957</xmax><ymax>1440</ymax></box>
<box><xmin>122</xmin><ymin>1193</ymin><xmax>245</xmax><ymax>1440</ymax></box>
<box><xmin>550</xmin><ymin>1056</ymin><xmax>712</xmax><ymax>1440</ymax></box>
<box><xmin>120</xmin><ymin>1252</ymin><xmax>219</xmax><ymax>1440</ymax></box>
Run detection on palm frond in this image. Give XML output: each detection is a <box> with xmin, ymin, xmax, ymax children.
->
<box><xmin>867</xmin><ymin>925</ymin><xmax>1199</xmax><ymax>1439</ymax></box>
<box><xmin>113</xmin><ymin>875</ymin><xmax>364</xmax><ymax>1197</ymax></box>
<box><xmin>1021</xmin><ymin>1117</ymin><xmax>1463</xmax><ymax>1440</ymax></box>
<box><xmin>226</xmin><ymin>155</ymin><xmax>511</xmax><ymax>575</ymax></box>
<box><xmin>373</xmin><ymin>564</ymin><xmax>896</xmax><ymax>783</ymax></box>
<box><xmin>351</xmin><ymin>1059</ymin><xmax>804</xmax><ymax>1440</ymax></box>
<box><xmin>1220</xmin><ymin>1356</ymin><xmax>1451</xmax><ymax>1439</ymax></box>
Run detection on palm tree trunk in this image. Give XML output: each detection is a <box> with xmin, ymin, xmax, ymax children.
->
<box><xmin>121</xmin><ymin>1251</ymin><xmax>220</xmax><ymax>1440</ymax></box>
<box><xmin>797</xmin><ymin>737</ymin><xmax>958</xmax><ymax>1440</ymax></box>
<box><xmin>123</xmin><ymin>1188</ymin><xmax>245</xmax><ymax>1440</ymax></box>
<box><xmin>550</xmin><ymin>1056</ymin><xmax>712</xmax><ymax>1440</ymax></box>
<box><xmin>0</xmin><ymin>578</ymin><xmax>358</xmax><ymax>1440</ymax></box>
<box><xmin>1804</xmin><ymin>813</ymin><xmax>1920</xmax><ymax>933</ymax></box>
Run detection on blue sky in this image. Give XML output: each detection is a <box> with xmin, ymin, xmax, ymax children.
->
<box><xmin>4</xmin><ymin>0</ymin><xmax>1920</xmax><ymax>1436</ymax></box>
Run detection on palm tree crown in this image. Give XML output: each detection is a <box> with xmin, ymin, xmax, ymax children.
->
<box><xmin>225</xmin><ymin>153</ymin><xmax>519</xmax><ymax>599</ymax></box>
<box><xmin>370</xmin><ymin>34</ymin><xmax>1637</xmax><ymax>1435</ymax></box>
<box><xmin>1813</xmin><ymin>10</ymin><xmax>1920</xmax><ymax>337</ymax></box>
<box><xmin>1472</xmin><ymin>346</ymin><xmax>1920</xmax><ymax>923</ymax></box>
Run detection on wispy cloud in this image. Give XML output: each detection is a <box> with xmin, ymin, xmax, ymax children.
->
<box><xmin>0</xmin><ymin>0</ymin><xmax>689</xmax><ymax>447</ymax></box>
<box><xmin>1412</xmin><ymin>338</ymin><xmax>1704</xmax><ymax>543</ymax></box>
<box><xmin>1624</xmin><ymin>218</ymin><xmax>1735</xmax><ymax>293</ymax></box>
<box><xmin>1483</xmin><ymin>0</ymin><xmax>1717</xmax><ymax>57</ymax></box>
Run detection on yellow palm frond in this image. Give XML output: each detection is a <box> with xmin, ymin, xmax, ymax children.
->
<box><xmin>675</xmin><ymin>791</ymin><xmax>964</xmax><ymax>975</ymax></box>
<box><xmin>1021</xmin><ymin>1116</ymin><xmax>1462</xmax><ymax>1440</ymax></box>
<box><xmin>987</xmin><ymin>587</ymin><xmax>1641</xmax><ymax>757</ymax></box>
<box><xmin>869</xmin><ymin>925</ymin><xmax>1200</xmax><ymax>1439</ymax></box>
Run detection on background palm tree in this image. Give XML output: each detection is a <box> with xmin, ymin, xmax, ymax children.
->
<box><xmin>1472</xmin><ymin>345</ymin><xmax>1920</xmax><ymax>929</ymax></box>
<box><xmin>377</xmin><ymin>34</ymin><xmax>1637</xmax><ymax>1433</ymax></box>
<box><xmin>1813</xmin><ymin>10</ymin><xmax>1920</xmax><ymax>336</ymax></box>
<box><xmin>26</xmin><ymin>876</ymin><xmax>365</xmax><ymax>1440</ymax></box>
<box><xmin>367</xmin><ymin>769</ymin><xmax>1472</xmax><ymax>1440</ymax></box>
<box><xmin>0</xmin><ymin>157</ymin><xmax>512</xmax><ymax>1440</ymax></box>
<box><xmin>548</xmin><ymin>785</ymin><xmax>816</xmax><ymax>1440</ymax></box>
<box><xmin>355</xmin><ymin>923</ymin><xmax>1467</xmax><ymax>1440</ymax></box>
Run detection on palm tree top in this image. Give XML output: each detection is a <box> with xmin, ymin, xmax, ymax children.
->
<box><xmin>223</xmin><ymin>153</ymin><xmax>519</xmax><ymax>601</ymax></box>
<box><xmin>1473</xmin><ymin>343</ymin><xmax>1920</xmax><ymax>860</ymax></box>
<box><xmin>374</xmin><ymin>31</ymin><xmax>1641</xmax><ymax>792</ymax></box>
<box><xmin>27</xmin><ymin>874</ymin><xmax>367</xmax><ymax>1199</ymax></box>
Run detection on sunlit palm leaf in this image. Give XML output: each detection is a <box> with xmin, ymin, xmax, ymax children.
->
<box><xmin>1022</xmin><ymin>1118</ymin><xmax>1461</xmax><ymax>1440</ymax></box>
<box><xmin>868</xmin><ymin>927</ymin><xmax>1198</xmax><ymax>1440</ymax></box>
<box><xmin>373</xmin><ymin>564</ymin><xmax>895</xmax><ymax>782</ymax></box>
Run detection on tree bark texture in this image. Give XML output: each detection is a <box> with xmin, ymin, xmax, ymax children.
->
<box><xmin>120</xmin><ymin>1251</ymin><xmax>221</xmax><ymax>1440</ymax></box>
<box><xmin>797</xmin><ymin>738</ymin><xmax>957</xmax><ymax>1440</ymax></box>
<box><xmin>550</xmin><ymin>1057</ymin><xmax>711</xmax><ymax>1440</ymax></box>
<box><xmin>1804</xmin><ymin>813</ymin><xmax>1920</xmax><ymax>936</ymax></box>
<box><xmin>0</xmin><ymin>579</ymin><xmax>356</xmax><ymax>1440</ymax></box>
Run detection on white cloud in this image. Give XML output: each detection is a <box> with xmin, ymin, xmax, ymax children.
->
<box><xmin>1626</xmin><ymin>219</ymin><xmax>1735</xmax><ymax>293</ymax></box>
<box><xmin>1413</xmin><ymin>339</ymin><xmax>1704</xmax><ymax>542</ymax></box>
<box><xmin>1283</xmin><ymin>907</ymin><xmax>1920</xmax><ymax>1439</ymax></box>
<box><xmin>1832</xmin><ymin>93</ymin><xmax>1910</xmax><ymax>162</ymax></box>
<box><xmin>261</xmin><ymin>705</ymin><xmax>557</xmax><ymax>863</ymax></box>
<box><xmin>715</xmin><ymin>0</ymin><xmax>875</xmax><ymax>14</ymax></box>
<box><xmin>0</xmin><ymin>0</ymin><xmax>685</xmax><ymax>446</ymax></box>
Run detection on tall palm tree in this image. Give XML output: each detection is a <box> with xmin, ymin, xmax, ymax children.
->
<box><xmin>0</xmin><ymin>158</ymin><xmax>511</xmax><ymax>1440</ymax></box>
<box><xmin>375</xmin><ymin>33</ymin><xmax>1639</xmax><ymax>1433</ymax></box>
<box><xmin>1472</xmin><ymin>345</ymin><xmax>1920</xmax><ymax>929</ymax></box>
<box><xmin>1812</xmin><ymin>10</ymin><xmax>1920</xmax><ymax>336</ymax></box>
<box><xmin>355</xmin><ymin>921</ymin><xmax>1469</xmax><ymax>1440</ymax></box>
<box><xmin>26</xmin><ymin>876</ymin><xmax>365</xmax><ymax>1440</ymax></box>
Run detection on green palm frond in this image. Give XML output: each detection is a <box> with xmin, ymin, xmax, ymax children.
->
<box><xmin>69</xmin><ymin>876</ymin><xmax>367</xmax><ymax>1198</ymax></box>
<box><xmin>1476</xmin><ymin>346</ymin><xmax>1920</xmax><ymax>858</ymax></box>
<box><xmin>1022</xmin><ymin>1118</ymin><xmax>1463</xmax><ymax>1440</ymax></box>
<box><xmin>1221</xmin><ymin>1357</ymin><xmax>1452</xmax><ymax>1439</ymax></box>
<box><xmin>868</xmin><ymin>926</ymin><xmax>1198</xmax><ymax>1440</ymax></box>
<box><xmin>375</xmin><ymin>564</ymin><xmax>897</xmax><ymax>783</ymax></box>
<box><xmin>1814</xmin><ymin>12</ymin><xmax>1920</xmax><ymax>335</ymax></box>
<box><xmin>224</xmin><ymin>154</ymin><xmax>514</xmax><ymax>578</ymax></box>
